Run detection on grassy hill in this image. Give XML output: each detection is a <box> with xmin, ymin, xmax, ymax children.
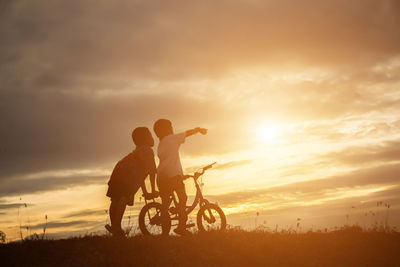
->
<box><xmin>1</xmin><ymin>227</ymin><xmax>400</xmax><ymax>267</ymax></box>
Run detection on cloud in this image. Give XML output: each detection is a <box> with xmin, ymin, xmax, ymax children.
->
<box><xmin>214</xmin><ymin>160</ymin><xmax>253</xmax><ymax>170</ymax></box>
<box><xmin>2</xmin><ymin>137</ymin><xmax>399</xmax><ymax>198</ymax></box>
<box><xmin>319</xmin><ymin>140</ymin><xmax>400</xmax><ymax>166</ymax></box>
<box><xmin>275</xmin><ymin>163</ymin><xmax>400</xmax><ymax>194</ymax></box>
<box><xmin>0</xmin><ymin>1</ymin><xmax>399</xmax><ymax>179</ymax></box>
<box><xmin>0</xmin><ymin>203</ymin><xmax>22</xmax><ymax>210</ymax></box>
<box><xmin>226</xmin><ymin>187</ymin><xmax>400</xmax><ymax>229</ymax></box>
<box><xmin>1</xmin><ymin>0</ymin><xmax>400</xmax><ymax>217</ymax></box>
<box><xmin>0</xmin><ymin>89</ymin><xmax>250</xmax><ymax>179</ymax></box>
<box><xmin>185</xmin><ymin>160</ymin><xmax>252</xmax><ymax>173</ymax></box>
<box><xmin>24</xmin><ymin>220</ymin><xmax>98</xmax><ymax>230</ymax></box>
<box><xmin>210</xmin><ymin>163</ymin><xmax>400</xmax><ymax>207</ymax></box>
<box><xmin>62</xmin><ymin>209</ymin><xmax>106</xmax><ymax>219</ymax></box>
<box><xmin>2</xmin><ymin>0</ymin><xmax>400</xmax><ymax>85</ymax></box>
<box><xmin>0</xmin><ymin>173</ymin><xmax>106</xmax><ymax>197</ymax></box>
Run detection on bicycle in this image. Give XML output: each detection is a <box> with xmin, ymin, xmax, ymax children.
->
<box><xmin>138</xmin><ymin>162</ymin><xmax>226</xmax><ymax>235</ymax></box>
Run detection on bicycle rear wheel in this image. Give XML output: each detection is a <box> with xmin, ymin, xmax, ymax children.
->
<box><xmin>197</xmin><ymin>203</ymin><xmax>226</xmax><ymax>232</ymax></box>
<box><xmin>139</xmin><ymin>202</ymin><xmax>171</xmax><ymax>235</ymax></box>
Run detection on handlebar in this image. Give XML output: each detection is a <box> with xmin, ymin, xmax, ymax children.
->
<box><xmin>185</xmin><ymin>162</ymin><xmax>216</xmax><ymax>180</ymax></box>
<box><xmin>203</xmin><ymin>162</ymin><xmax>216</xmax><ymax>171</ymax></box>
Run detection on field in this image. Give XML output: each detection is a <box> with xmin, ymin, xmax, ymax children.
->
<box><xmin>1</xmin><ymin>227</ymin><xmax>400</xmax><ymax>267</ymax></box>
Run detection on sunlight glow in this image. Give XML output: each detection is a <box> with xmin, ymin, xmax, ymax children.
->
<box><xmin>257</xmin><ymin>124</ymin><xmax>279</xmax><ymax>144</ymax></box>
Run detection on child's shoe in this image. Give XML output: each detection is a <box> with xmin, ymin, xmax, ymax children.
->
<box><xmin>105</xmin><ymin>224</ymin><xmax>125</xmax><ymax>237</ymax></box>
<box><xmin>173</xmin><ymin>226</ymin><xmax>191</xmax><ymax>236</ymax></box>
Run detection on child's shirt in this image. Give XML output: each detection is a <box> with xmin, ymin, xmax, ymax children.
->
<box><xmin>108</xmin><ymin>145</ymin><xmax>156</xmax><ymax>192</ymax></box>
<box><xmin>157</xmin><ymin>132</ymin><xmax>186</xmax><ymax>181</ymax></box>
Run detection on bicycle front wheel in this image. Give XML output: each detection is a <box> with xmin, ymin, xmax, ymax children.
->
<box><xmin>197</xmin><ymin>203</ymin><xmax>226</xmax><ymax>232</ymax></box>
<box><xmin>139</xmin><ymin>202</ymin><xmax>171</xmax><ymax>235</ymax></box>
<box><xmin>185</xmin><ymin>188</ymin><xmax>201</xmax><ymax>214</ymax></box>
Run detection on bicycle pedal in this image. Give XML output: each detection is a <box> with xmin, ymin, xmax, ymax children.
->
<box><xmin>105</xmin><ymin>224</ymin><xmax>112</xmax><ymax>234</ymax></box>
<box><xmin>186</xmin><ymin>223</ymin><xmax>195</xmax><ymax>228</ymax></box>
<box><xmin>169</xmin><ymin>207</ymin><xmax>177</xmax><ymax>213</ymax></box>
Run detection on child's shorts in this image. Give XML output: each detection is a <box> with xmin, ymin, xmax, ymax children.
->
<box><xmin>107</xmin><ymin>183</ymin><xmax>135</xmax><ymax>206</ymax></box>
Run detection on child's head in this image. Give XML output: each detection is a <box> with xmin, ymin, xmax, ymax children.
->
<box><xmin>132</xmin><ymin>127</ymin><xmax>154</xmax><ymax>147</ymax></box>
<box><xmin>153</xmin><ymin>119</ymin><xmax>173</xmax><ymax>140</ymax></box>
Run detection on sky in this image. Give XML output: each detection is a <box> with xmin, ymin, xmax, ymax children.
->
<box><xmin>1</xmin><ymin>0</ymin><xmax>400</xmax><ymax>241</ymax></box>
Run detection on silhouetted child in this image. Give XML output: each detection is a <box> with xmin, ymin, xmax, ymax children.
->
<box><xmin>106</xmin><ymin>127</ymin><xmax>157</xmax><ymax>236</ymax></box>
<box><xmin>153</xmin><ymin>119</ymin><xmax>207</xmax><ymax>235</ymax></box>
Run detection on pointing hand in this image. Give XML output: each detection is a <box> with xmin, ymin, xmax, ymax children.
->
<box><xmin>199</xmin><ymin>128</ymin><xmax>207</xmax><ymax>135</ymax></box>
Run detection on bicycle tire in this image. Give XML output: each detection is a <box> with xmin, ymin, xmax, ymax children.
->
<box><xmin>186</xmin><ymin>188</ymin><xmax>201</xmax><ymax>214</ymax></box>
<box><xmin>197</xmin><ymin>203</ymin><xmax>226</xmax><ymax>232</ymax></box>
<box><xmin>139</xmin><ymin>202</ymin><xmax>171</xmax><ymax>235</ymax></box>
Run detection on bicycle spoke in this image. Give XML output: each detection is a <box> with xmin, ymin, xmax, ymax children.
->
<box><xmin>197</xmin><ymin>204</ymin><xmax>226</xmax><ymax>232</ymax></box>
<box><xmin>144</xmin><ymin>207</ymin><xmax>163</xmax><ymax>234</ymax></box>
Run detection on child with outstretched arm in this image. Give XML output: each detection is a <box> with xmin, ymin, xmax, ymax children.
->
<box><xmin>153</xmin><ymin>119</ymin><xmax>207</xmax><ymax>235</ymax></box>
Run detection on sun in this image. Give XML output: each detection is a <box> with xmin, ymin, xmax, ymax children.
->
<box><xmin>257</xmin><ymin>124</ymin><xmax>279</xmax><ymax>144</ymax></box>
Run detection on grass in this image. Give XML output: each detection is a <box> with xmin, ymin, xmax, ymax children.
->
<box><xmin>1</xmin><ymin>227</ymin><xmax>400</xmax><ymax>267</ymax></box>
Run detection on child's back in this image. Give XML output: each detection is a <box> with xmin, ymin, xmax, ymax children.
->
<box><xmin>107</xmin><ymin>145</ymin><xmax>156</xmax><ymax>204</ymax></box>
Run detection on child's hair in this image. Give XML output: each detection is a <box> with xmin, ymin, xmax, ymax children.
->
<box><xmin>132</xmin><ymin>127</ymin><xmax>154</xmax><ymax>147</ymax></box>
<box><xmin>153</xmin><ymin>119</ymin><xmax>173</xmax><ymax>139</ymax></box>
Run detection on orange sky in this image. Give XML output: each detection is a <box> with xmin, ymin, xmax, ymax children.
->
<box><xmin>1</xmin><ymin>0</ymin><xmax>400</xmax><ymax>241</ymax></box>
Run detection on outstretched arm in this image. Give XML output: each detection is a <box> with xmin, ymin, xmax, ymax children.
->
<box><xmin>186</xmin><ymin>127</ymin><xmax>207</xmax><ymax>137</ymax></box>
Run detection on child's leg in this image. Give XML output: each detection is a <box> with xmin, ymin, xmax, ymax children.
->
<box><xmin>116</xmin><ymin>197</ymin><xmax>127</xmax><ymax>233</ymax></box>
<box><xmin>110</xmin><ymin>197</ymin><xmax>127</xmax><ymax>235</ymax></box>
<box><xmin>109</xmin><ymin>199</ymin><xmax>118</xmax><ymax>228</ymax></box>
<box><xmin>160</xmin><ymin>194</ymin><xmax>170</xmax><ymax>235</ymax></box>
<box><xmin>173</xmin><ymin>177</ymin><xmax>188</xmax><ymax>228</ymax></box>
<box><xmin>158</xmin><ymin>179</ymin><xmax>172</xmax><ymax>235</ymax></box>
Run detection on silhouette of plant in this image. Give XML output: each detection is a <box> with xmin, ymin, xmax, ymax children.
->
<box><xmin>296</xmin><ymin>218</ymin><xmax>301</xmax><ymax>233</ymax></box>
<box><xmin>42</xmin><ymin>214</ymin><xmax>48</xmax><ymax>240</ymax></box>
<box><xmin>17</xmin><ymin>197</ymin><xmax>23</xmax><ymax>240</ymax></box>
<box><xmin>0</xmin><ymin>230</ymin><xmax>6</xmax><ymax>243</ymax></box>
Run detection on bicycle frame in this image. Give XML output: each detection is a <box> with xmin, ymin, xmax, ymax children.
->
<box><xmin>143</xmin><ymin>194</ymin><xmax>152</xmax><ymax>223</ymax></box>
<box><xmin>139</xmin><ymin>162</ymin><xmax>225</xmax><ymax>235</ymax></box>
<box><xmin>167</xmin><ymin>162</ymin><xmax>216</xmax><ymax>222</ymax></box>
